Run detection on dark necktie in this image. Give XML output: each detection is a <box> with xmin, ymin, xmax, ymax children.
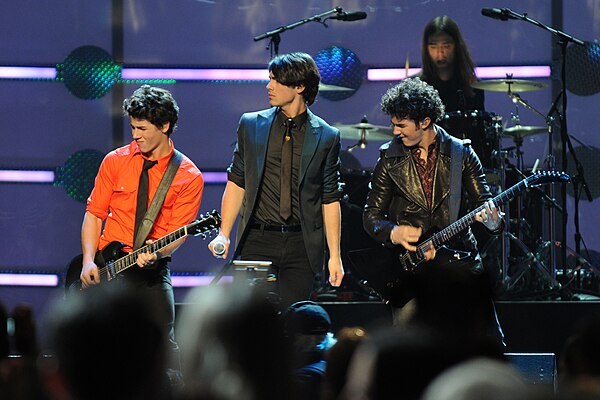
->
<box><xmin>134</xmin><ymin>159</ymin><xmax>158</xmax><ymax>246</ymax></box>
<box><xmin>280</xmin><ymin>118</ymin><xmax>294</xmax><ymax>221</ymax></box>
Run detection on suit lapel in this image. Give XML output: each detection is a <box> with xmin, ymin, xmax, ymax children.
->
<box><xmin>255</xmin><ymin>108</ymin><xmax>277</xmax><ymax>176</ymax></box>
<box><xmin>386</xmin><ymin>140</ymin><xmax>428</xmax><ymax>210</ymax></box>
<box><xmin>299</xmin><ymin>110</ymin><xmax>322</xmax><ymax>187</ymax></box>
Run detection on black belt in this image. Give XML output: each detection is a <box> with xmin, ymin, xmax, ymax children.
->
<box><xmin>251</xmin><ymin>223</ymin><xmax>302</xmax><ymax>232</ymax></box>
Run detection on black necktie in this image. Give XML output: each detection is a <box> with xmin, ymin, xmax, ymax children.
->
<box><xmin>280</xmin><ymin>119</ymin><xmax>294</xmax><ymax>221</ymax></box>
<box><xmin>134</xmin><ymin>159</ymin><xmax>158</xmax><ymax>246</ymax></box>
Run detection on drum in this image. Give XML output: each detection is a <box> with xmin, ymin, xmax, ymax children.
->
<box><xmin>441</xmin><ymin>110</ymin><xmax>502</xmax><ymax>169</ymax></box>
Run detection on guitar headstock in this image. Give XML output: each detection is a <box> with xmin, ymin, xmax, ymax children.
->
<box><xmin>527</xmin><ymin>170</ymin><xmax>570</xmax><ymax>187</ymax></box>
<box><xmin>188</xmin><ymin>210</ymin><xmax>221</xmax><ymax>237</ymax></box>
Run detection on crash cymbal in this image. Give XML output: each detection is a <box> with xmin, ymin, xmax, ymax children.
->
<box><xmin>319</xmin><ymin>83</ymin><xmax>355</xmax><ymax>92</ymax></box>
<box><xmin>334</xmin><ymin>122</ymin><xmax>393</xmax><ymax>141</ymax></box>
<box><xmin>502</xmin><ymin>125</ymin><xmax>547</xmax><ymax>138</ymax></box>
<box><xmin>471</xmin><ymin>79</ymin><xmax>546</xmax><ymax>93</ymax></box>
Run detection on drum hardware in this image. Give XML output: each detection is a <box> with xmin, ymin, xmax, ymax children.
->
<box><xmin>334</xmin><ymin>116</ymin><xmax>393</xmax><ymax>151</ymax></box>
<box><xmin>503</xmin><ymin>88</ymin><xmax>563</xmax><ymax>279</ymax></box>
<box><xmin>471</xmin><ymin>76</ymin><xmax>546</xmax><ymax>93</ymax></box>
<box><xmin>441</xmin><ymin>110</ymin><xmax>502</xmax><ymax>170</ymax></box>
<box><xmin>318</xmin><ymin>83</ymin><xmax>355</xmax><ymax>92</ymax></box>
<box><xmin>502</xmin><ymin>125</ymin><xmax>548</xmax><ymax>139</ymax></box>
<box><xmin>488</xmin><ymin>142</ymin><xmax>562</xmax><ymax>298</ymax></box>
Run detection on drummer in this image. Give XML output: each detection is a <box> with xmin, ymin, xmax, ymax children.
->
<box><xmin>419</xmin><ymin>15</ymin><xmax>484</xmax><ymax>112</ymax></box>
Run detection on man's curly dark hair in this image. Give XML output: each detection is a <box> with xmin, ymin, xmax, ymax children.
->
<box><xmin>123</xmin><ymin>85</ymin><xmax>179</xmax><ymax>135</ymax></box>
<box><xmin>380</xmin><ymin>78</ymin><xmax>445</xmax><ymax>125</ymax></box>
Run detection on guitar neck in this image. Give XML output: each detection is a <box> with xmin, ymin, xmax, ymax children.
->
<box><xmin>113</xmin><ymin>225</ymin><xmax>190</xmax><ymax>276</ymax></box>
<box><xmin>421</xmin><ymin>177</ymin><xmax>529</xmax><ymax>253</ymax></box>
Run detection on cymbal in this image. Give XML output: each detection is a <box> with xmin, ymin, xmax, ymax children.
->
<box><xmin>471</xmin><ymin>79</ymin><xmax>546</xmax><ymax>93</ymax></box>
<box><xmin>334</xmin><ymin>122</ymin><xmax>393</xmax><ymax>141</ymax></box>
<box><xmin>319</xmin><ymin>83</ymin><xmax>355</xmax><ymax>92</ymax></box>
<box><xmin>502</xmin><ymin>125</ymin><xmax>547</xmax><ymax>138</ymax></box>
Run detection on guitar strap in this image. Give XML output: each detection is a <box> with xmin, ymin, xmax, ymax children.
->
<box><xmin>133</xmin><ymin>149</ymin><xmax>183</xmax><ymax>250</ymax></box>
<box><xmin>448</xmin><ymin>138</ymin><xmax>464</xmax><ymax>223</ymax></box>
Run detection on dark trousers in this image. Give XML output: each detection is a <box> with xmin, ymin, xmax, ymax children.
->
<box><xmin>125</xmin><ymin>265</ymin><xmax>182</xmax><ymax>385</ymax></box>
<box><xmin>241</xmin><ymin>228</ymin><xmax>316</xmax><ymax>309</ymax></box>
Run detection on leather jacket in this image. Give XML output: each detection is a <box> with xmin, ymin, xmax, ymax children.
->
<box><xmin>363</xmin><ymin>126</ymin><xmax>496</xmax><ymax>253</ymax></box>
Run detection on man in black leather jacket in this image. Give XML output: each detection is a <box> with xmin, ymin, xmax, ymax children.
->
<box><xmin>363</xmin><ymin>78</ymin><xmax>504</xmax><ymax>343</ymax></box>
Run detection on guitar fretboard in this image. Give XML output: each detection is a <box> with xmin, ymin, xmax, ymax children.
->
<box><xmin>96</xmin><ymin>212</ymin><xmax>220</xmax><ymax>281</ymax></box>
<box><xmin>115</xmin><ymin>226</ymin><xmax>189</xmax><ymax>276</ymax></box>
<box><xmin>417</xmin><ymin>176</ymin><xmax>531</xmax><ymax>255</ymax></box>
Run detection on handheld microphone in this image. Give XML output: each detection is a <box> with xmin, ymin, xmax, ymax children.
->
<box><xmin>330</xmin><ymin>11</ymin><xmax>367</xmax><ymax>21</ymax></box>
<box><xmin>481</xmin><ymin>8</ymin><xmax>514</xmax><ymax>21</ymax></box>
<box><xmin>213</xmin><ymin>241</ymin><xmax>226</xmax><ymax>256</ymax></box>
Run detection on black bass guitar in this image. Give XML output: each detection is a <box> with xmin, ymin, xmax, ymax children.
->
<box><xmin>65</xmin><ymin>210</ymin><xmax>221</xmax><ymax>291</ymax></box>
<box><xmin>349</xmin><ymin>171</ymin><xmax>570</xmax><ymax>305</ymax></box>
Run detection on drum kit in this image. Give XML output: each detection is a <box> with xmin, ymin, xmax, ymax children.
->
<box><xmin>335</xmin><ymin>78</ymin><xmax>574</xmax><ymax>299</ymax></box>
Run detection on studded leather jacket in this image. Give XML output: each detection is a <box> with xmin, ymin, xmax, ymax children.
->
<box><xmin>363</xmin><ymin>126</ymin><xmax>497</xmax><ymax>253</ymax></box>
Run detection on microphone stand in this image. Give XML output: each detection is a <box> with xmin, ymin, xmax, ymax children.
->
<box><xmin>253</xmin><ymin>7</ymin><xmax>342</xmax><ymax>56</ymax></box>
<box><xmin>501</xmin><ymin>8</ymin><xmax>589</xmax><ymax>297</ymax></box>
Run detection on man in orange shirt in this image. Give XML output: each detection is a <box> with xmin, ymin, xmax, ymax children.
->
<box><xmin>80</xmin><ymin>85</ymin><xmax>204</xmax><ymax>384</ymax></box>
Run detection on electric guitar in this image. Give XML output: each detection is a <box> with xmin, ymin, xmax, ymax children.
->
<box><xmin>65</xmin><ymin>210</ymin><xmax>221</xmax><ymax>291</ymax></box>
<box><xmin>349</xmin><ymin>171</ymin><xmax>570</xmax><ymax>305</ymax></box>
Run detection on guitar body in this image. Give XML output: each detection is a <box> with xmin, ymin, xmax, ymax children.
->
<box><xmin>351</xmin><ymin>171</ymin><xmax>570</xmax><ymax>306</ymax></box>
<box><xmin>65</xmin><ymin>241</ymin><xmax>128</xmax><ymax>292</ymax></box>
<box><xmin>64</xmin><ymin>210</ymin><xmax>222</xmax><ymax>293</ymax></box>
<box><xmin>349</xmin><ymin>245</ymin><xmax>476</xmax><ymax>307</ymax></box>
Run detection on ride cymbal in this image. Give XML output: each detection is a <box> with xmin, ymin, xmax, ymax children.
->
<box><xmin>334</xmin><ymin>122</ymin><xmax>393</xmax><ymax>141</ymax></box>
<box><xmin>502</xmin><ymin>125</ymin><xmax>547</xmax><ymax>138</ymax></box>
<box><xmin>319</xmin><ymin>83</ymin><xmax>355</xmax><ymax>92</ymax></box>
<box><xmin>471</xmin><ymin>79</ymin><xmax>546</xmax><ymax>93</ymax></box>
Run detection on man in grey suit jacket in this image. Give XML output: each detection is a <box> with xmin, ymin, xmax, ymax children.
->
<box><xmin>209</xmin><ymin>52</ymin><xmax>344</xmax><ymax>308</ymax></box>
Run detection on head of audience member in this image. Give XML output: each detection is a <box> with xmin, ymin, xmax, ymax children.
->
<box><xmin>283</xmin><ymin>301</ymin><xmax>336</xmax><ymax>360</ymax></box>
<box><xmin>122</xmin><ymin>85</ymin><xmax>179</xmax><ymax>135</ymax></box>
<box><xmin>322</xmin><ymin>326</ymin><xmax>368</xmax><ymax>400</ymax></box>
<box><xmin>268</xmin><ymin>52</ymin><xmax>321</xmax><ymax>106</ymax></box>
<box><xmin>341</xmin><ymin>323</ymin><xmax>505</xmax><ymax>400</ymax></box>
<box><xmin>559</xmin><ymin>316</ymin><xmax>600</xmax><ymax>399</ymax></box>
<box><xmin>421</xmin><ymin>357</ymin><xmax>530</xmax><ymax>400</ymax></box>
<box><xmin>420</xmin><ymin>15</ymin><xmax>477</xmax><ymax>90</ymax></box>
<box><xmin>411</xmin><ymin>261</ymin><xmax>501</xmax><ymax>343</ymax></box>
<box><xmin>11</xmin><ymin>304</ymin><xmax>38</xmax><ymax>357</ymax></box>
<box><xmin>44</xmin><ymin>283</ymin><xmax>168</xmax><ymax>400</ymax></box>
<box><xmin>176</xmin><ymin>283</ymin><xmax>291</xmax><ymax>400</ymax></box>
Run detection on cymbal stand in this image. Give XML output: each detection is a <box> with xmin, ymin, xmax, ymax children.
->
<box><xmin>509</xmin><ymin>91</ymin><xmax>560</xmax><ymax>278</ymax></box>
<box><xmin>493</xmin><ymin>148</ymin><xmax>511</xmax><ymax>286</ymax></box>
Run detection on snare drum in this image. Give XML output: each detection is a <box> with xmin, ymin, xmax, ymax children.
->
<box><xmin>441</xmin><ymin>110</ymin><xmax>502</xmax><ymax>169</ymax></box>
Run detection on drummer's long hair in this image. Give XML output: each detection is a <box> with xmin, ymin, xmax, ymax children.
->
<box><xmin>420</xmin><ymin>15</ymin><xmax>477</xmax><ymax>96</ymax></box>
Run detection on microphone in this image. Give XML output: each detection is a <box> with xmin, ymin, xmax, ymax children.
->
<box><xmin>213</xmin><ymin>241</ymin><xmax>226</xmax><ymax>256</ymax></box>
<box><xmin>330</xmin><ymin>11</ymin><xmax>367</xmax><ymax>21</ymax></box>
<box><xmin>481</xmin><ymin>8</ymin><xmax>515</xmax><ymax>21</ymax></box>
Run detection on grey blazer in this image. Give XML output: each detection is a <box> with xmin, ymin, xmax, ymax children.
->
<box><xmin>227</xmin><ymin>107</ymin><xmax>342</xmax><ymax>273</ymax></box>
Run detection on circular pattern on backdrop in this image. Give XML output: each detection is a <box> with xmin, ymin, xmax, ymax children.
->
<box><xmin>54</xmin><ymin>149</ymin><xmax>105</xmax><ymax>203</ymax></box>
<box><xmin>314</xmin><ymin>46</ymin><xmax>363</xmax><ymax>101</ymax></box>
<box><xmin>59</xmin><ymin>45</ymin><xmax>121</xmax><ymax>99</ymax></box>
<box><xmin>566</xmin><ymin>42</ymin><xmax>600</xmax><ymax>96</ymax></box>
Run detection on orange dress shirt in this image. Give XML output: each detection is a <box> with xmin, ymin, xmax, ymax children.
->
<box><xmin>86</xmin><ymin>140</ymin><xmax>204</xmax><ymax>252</ymax></box>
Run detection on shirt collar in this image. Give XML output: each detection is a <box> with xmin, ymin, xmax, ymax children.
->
<box><xmin>276</xmin><ymin>109</ymin><xmax>308</xmax><ymax>131</ymax></box>
<box><xmin>131</xmin><ymin>139</ymin><xmax>174</xmax><ymax>171</ymax></box>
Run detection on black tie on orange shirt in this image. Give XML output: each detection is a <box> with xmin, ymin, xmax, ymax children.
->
<box><xmin>134</xmin><ymin>159</ymin><xmax>158</xmax><ymax>247</ymax></box>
